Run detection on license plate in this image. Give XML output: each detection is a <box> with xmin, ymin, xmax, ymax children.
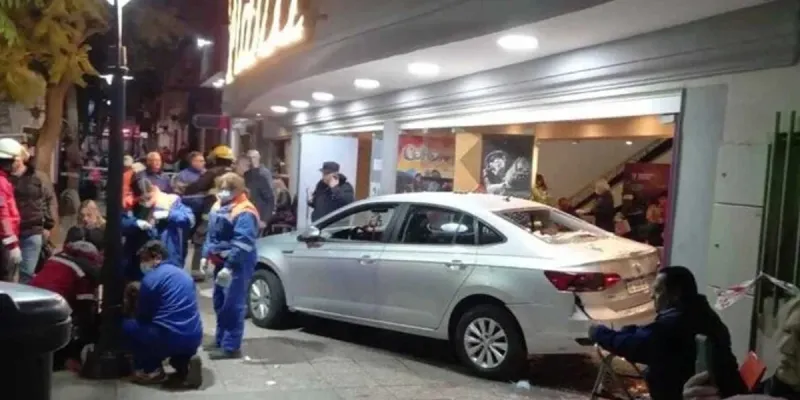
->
<box><xmin>626</xmin><ymin>279</ymin><xmax>649</xmax><ymax>294</ymax></box>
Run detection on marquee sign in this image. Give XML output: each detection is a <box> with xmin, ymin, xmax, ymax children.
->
<box><xmin>226</xmin><ymin>0</ymin><xmax>306</xmax><ymax>83</ymax></box>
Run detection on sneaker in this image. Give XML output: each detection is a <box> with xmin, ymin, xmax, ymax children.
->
<box><xmin>207</xmin><ymin>349</ymin><xmax>242</xmax><ymax>360</ymax></box>
<box><xmin>130</xmin><ymin>368</ymin><xmax>166</xmax><ymax>385</ymax></box>
<box><xmin>162</xmin><ymin>356</ymin><xmax>202</xmax><ymax>390</ymax></box>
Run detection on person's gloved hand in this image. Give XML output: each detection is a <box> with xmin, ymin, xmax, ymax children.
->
<box><xmin>8</xmin><ymin>247</ymin><xmax>21</xmax><ymax>265</ymax></box>
<box><xmin>136</xmin><ymin>220</ymin><xmax>152</xmax><ymax>230</ymax></box>
<box><xmin>215</xmin><ymin>267</ymin><xmax>232</xmax><ymax>288</ymax></box>
<box><xmin>153</xmin><ymin>210</ymin><xmax>169</xmax><ymax>220</ymax></box>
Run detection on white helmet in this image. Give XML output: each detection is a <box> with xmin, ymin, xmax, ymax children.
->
<box><xmin>0</xmin><ymin>138</ymin><xmax>23</xmax><ymax>160</ymax></box>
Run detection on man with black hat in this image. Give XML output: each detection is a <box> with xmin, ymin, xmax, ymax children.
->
<box><xmin>308</xmin><ymin>161</ymin><xmax>354</xmax><ymax>222</ymax></box>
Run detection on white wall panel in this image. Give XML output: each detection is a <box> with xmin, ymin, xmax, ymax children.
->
<box><xmin>714</xmin><ymin>143</ymin><xmax>770</xmax><ymax>207</ymax></box>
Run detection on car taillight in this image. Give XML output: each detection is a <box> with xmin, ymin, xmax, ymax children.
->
<box><xmin>544</xmin><ymin>271</ymin><xmax>622</xmax><ymax>292</ymax></box>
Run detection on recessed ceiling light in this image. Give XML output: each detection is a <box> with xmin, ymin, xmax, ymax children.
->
<box><xmin>270</xmin><ymin>105</ymin><xmax>288</xmax><ymax>114</ymax></box>
<box><xmin>625</xmin><ymin>141</ymin><xmax>633</xmax><ymax>145</ymax></box>
<box><xmin>256</xmin><ymin>113</ymin><xmax>262</xmax><ymax>117</ymax></box>
<box><xmin>354</xmin><ymin>78</ymin><xmax>380</xmax><ymax>90</ymax></box>
<box><xmin>290</xmin><ymin>100</ymin><xmax>310</xmax><ymax>109</ymax></box>
<box><xmin>408</xmin><ymin>62</ymin><xmax>440</xmax><ymax>77</ymax></box>
<box><xmin>312</xmin><ymin>92</ymin><xmax>334</xmax><ymax>102</ymax></box>
<box><xmin>497</xmin><ymin>34</ymin><xmax>539</xmax><ymax>51</ymax></box>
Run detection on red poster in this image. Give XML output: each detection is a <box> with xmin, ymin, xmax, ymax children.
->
<box><xmin>623</xmin><ymin>163</ymin><xmax>670</xmax><ymax>202</ymax></box>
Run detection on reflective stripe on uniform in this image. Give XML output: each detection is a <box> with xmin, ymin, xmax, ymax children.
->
<box><xmin>232</xmin><ymin>240</ymin><xmax>253</xmax><ymax>252</ymax></box>
<box><xmin>2</xmin><ymin>234</ymin><xmax>18</xmax><ymax>245</ymax></box>
<box><xmin>50</xmin><ymin>255</ymin><xmax>86</xmax><ymax>278</ymax></box>
<box><xmin>76</xmin><ymin>294</ymin><xmax>96</xmax><ymax>301</ymax></box>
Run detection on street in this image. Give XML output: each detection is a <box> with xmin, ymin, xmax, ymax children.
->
<box><xmin>53</xmin><ymin>284</ymin><xmax>603</xmax><ymax>400</ymax></box>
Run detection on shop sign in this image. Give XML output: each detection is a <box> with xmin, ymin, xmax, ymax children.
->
<box><xmin>226</xmin><ymin>0</ymin><xmax>306</xmax><ymax>83</ymax></box>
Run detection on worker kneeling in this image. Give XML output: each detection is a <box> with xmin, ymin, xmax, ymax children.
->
<box><xmin>202</xmin><ymin>172</ymin><xmax>259</xmax><ymax>360</ymax></box>
<box><xmin>122</xmin><ymin>240</ymin><xmax>204</xmax><ymax>388</ymax></box>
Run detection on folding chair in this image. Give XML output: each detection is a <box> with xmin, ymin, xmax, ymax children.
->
<box><xmin>590</xmin><ymin>345</ymin><xmax>646</xmax><ymax>400</ymax></box>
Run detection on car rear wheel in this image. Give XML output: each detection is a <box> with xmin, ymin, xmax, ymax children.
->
<box><xmin>453</xmin><ymin>304</ymin><xmax>526</xmax><ymax>380</ymax></box>
<box><xmin>248</xmin><ymin>269</ymin><xmax>288</xmax><ymax>329</ymax></box>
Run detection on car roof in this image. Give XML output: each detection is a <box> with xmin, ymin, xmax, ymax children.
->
<box><xmin>366</xmin><ymin>192</ymin><xmax>546</xmax><ymax>213</ymax></box>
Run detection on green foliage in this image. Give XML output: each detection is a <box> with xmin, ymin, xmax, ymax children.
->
<box><xmin>0</xmin><ymin>0</ymin><xmax>108</xmax><ymax>105</ymax></box>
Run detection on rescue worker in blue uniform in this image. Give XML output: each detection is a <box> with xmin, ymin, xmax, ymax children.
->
<box><xmin>121</xmin><ymin>179</ymin><xmax>159</xmax><ymax>281</ymax></box>
<box><xmin>122</xmin><ymin>240</ymin><xmax>203</xmax><ymax>388</ymax></box>
<box><xmin>150</xmin><ymin>180</ymin><xmax>194</xmax><ymax>266</ymax></box>
<box><xmin>201</xmin><ymin>172</ymin><xmax>259</xmax><ymax>360</ymax></box>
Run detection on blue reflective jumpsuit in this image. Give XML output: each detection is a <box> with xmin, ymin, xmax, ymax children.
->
<box><xmin>152</xmin><ymin>192</ymin><xmax>195</xmax><ymax>267</ymax></box>
<box><xmin>202</xmin><ymin>195</ymin><xmax>259</xmax><ymax>352</ymax></box>
<box><xmin>122</xmin><ymin>261</ymin><xmax>203</xmax><ymax>373</ymax></box>
<box><xmin>121</xmin><ymin>213</ymin><xmax>158</xmax><ymax>282</ymax></box>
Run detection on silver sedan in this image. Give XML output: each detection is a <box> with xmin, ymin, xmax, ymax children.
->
<box><xmin>248</xmin><ymin>192</ymin><xmax>658</xmax><ymax>379</ymax></box>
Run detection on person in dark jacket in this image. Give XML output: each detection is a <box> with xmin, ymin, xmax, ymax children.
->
<box><xmin>243</xmin><ymin>150</ymin><xmax>274</xmax><ymax>233</ymax></box>
<box><xmin>135</xmin><ymin>152</ymin><xmax>172</xmax><ymax>193</ymax></box>
<box><xmin>579</xmin><ymin>179</ymin><xmax>616</xmax><ymax>232</ymax></box>
<box><xmin>308</xmin><ymin>161</ymin><xmax>355</xmax><ymax>222</ymax></box>
<box><xmin>10</xmin><ymin>151</ymin><xmax>57</xmax><ymax>283</ymax></box>
<box><xmin>589</xmin><ymin>266</ymin><xmax>746</xmax><ymax>400</ymax></box>
<box><xmin>65</xmin><ymin>200</ymin><xmax>107</xmax><ymax>252</ymax></box>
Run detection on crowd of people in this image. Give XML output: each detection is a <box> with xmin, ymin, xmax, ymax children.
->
<box><xmin>0</xmin><ymin>136</ymin><xmax>356</xmax><ymax>390</ymax></box>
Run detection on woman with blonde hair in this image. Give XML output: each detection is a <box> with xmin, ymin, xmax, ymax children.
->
<box><xmin>65</xmin><ymin>200</ymin><xmax>107</xmax><ymax>251</ymax></box>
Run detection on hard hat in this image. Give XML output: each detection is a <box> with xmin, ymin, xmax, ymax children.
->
<box><xmin>209</xmin><ymin>145</ymin><xmax>234</xmax><ymax>161</ymax></box>
<box><xmin>0</xmin><ymin>138</ymin><xmax>23</xmax><ymax>160</ymax></box>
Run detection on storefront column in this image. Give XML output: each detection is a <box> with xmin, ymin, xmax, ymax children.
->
<box><xmin>668</xmin><ymin>85</ymin><xmax>728</xmax><ymax>292</ymax></box>
<box><xmin>370</xmin><ymin>121</ymin><xmax>399</xmax><ymax>195</ymax></box>
<box><xmin>288</xmin><ymin>132</ymin><xmax>301</xmax><ymax>198</ymax></box>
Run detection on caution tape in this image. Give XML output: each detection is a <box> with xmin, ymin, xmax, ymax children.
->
<box><xmin>713</xmin><ymin>272</ymin><xmax>800</xmax><ymax>311</ymax></box>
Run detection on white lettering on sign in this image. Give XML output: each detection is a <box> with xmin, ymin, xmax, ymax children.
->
<box><xmin>226</xmin><ymin>0</ymin><xmax>305</xmax><ymax>83</ymax></box>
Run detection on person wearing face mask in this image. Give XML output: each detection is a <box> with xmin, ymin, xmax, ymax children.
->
<box><xmin>121</xmin><ymin>179</ymin><xmax>160</xmax><ymax>281</ymax></box>
<box><xmin>589</xmin><ymin>266</ymin><xmax>746</xmax><ymax>400</ymax></box>
<box><xmin>122</xmin><ymin>240</ymin><xmax>203</xmax><ymax>388</ymax></box>
<box><xmin>0</xmin><ymin>138</ymin><xmax>22</xmax><ymax>281</ymax></box>
<box><xmin>201</xmin><ymin>172</ymin><xmax>259</xmax><ymax>360</ymax></box>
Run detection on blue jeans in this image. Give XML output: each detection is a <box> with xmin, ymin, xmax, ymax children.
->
<box><xmin>19</xmin><ymin>234</ymin><xmax>42</xmax><ymax>284</ymax></box>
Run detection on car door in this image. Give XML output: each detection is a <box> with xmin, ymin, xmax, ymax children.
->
<box><xmin>287</xmin><ymin>203</ymin><xmax>398</xmax><ymax>320</ymax></box>
<box><xmin>376</xmin><ymin>205</ymin><xmax>477</xmax><ymax>330</ymax></box>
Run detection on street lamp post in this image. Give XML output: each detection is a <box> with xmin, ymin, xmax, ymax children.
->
<box><xmin>83</xmin><ymin>0</ymin><xmax>131</xmax><ymax>379</ymax></box>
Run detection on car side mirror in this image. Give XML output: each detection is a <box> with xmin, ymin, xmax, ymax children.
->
<box><xmin>298</xmin><ymin>226</ymin><xmax>322</xmax><ymax>242</ymax></box>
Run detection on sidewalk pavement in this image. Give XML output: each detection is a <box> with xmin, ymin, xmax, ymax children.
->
<box><xmin>53</xmin><ymin>292</ymin><xmax>591</xmax><ymax>400</ymax></box>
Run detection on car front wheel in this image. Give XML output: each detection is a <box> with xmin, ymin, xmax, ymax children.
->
<box><xmin>453</xmin><ymin>304</ymin><xmax>527</xmax><ymax>380</ymax></box>
<box><xmin>248</xmin><ymin>269</ymin><xmax>288</xmax><ymax>329</ymax></box>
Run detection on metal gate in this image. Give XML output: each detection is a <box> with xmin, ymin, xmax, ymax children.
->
<box><xmin>752</xmin><ymin>110</ymin><xmax>800</xmax><ymax>348</ymax></box>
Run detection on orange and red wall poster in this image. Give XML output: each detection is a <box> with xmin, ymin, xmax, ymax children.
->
<box><xmin>396</xmin><ymin>135</ymin><xmax>455</xmax><ymax>193</ymax></box>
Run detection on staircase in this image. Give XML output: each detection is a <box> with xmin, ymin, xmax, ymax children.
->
<box><xmin>570</xmin><ymin>138</ymin><xmax>673</xmax><ymax>210</ymax></box>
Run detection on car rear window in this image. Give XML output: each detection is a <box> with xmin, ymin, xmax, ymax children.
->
<box><xmin>496</xmin><ymin>208</ymin><xmax>608</xmax><ymax>244</ymax></box>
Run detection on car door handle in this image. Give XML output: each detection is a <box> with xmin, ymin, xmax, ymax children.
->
<box><xmin>445</xmin><ymin>260</ymin><xmax>466</xmax><ymax>271</ymax></box>
<box><xmin>359</xmin><ymin>255</ymin><xmax>377</xmax><ymax>265</ymax></box>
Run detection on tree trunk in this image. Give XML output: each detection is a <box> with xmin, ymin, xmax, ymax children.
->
<box><xmin>64</xmin><ymin>86</ymin><xmax>81</xmax><ymax>192</ymax></box>
<box><xmin>34</xmin><ymin>78</ymin><xmax>71</xmax><ymax>175</ymax></box>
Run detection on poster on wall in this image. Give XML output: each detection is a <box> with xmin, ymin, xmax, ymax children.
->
<box><xmin>395</xmin><ymin>135</ymin><xmax>455</xmax><ymax>193</ymax></box>
<box><xmin>480</xmin><ymin>135</ymin><xmax>534</xmax><ymax>198</ymax></box>
<box><xmin>623</xmin><ymin>163</ymin><xmax>670</xmax><ymax>204</ymax></box>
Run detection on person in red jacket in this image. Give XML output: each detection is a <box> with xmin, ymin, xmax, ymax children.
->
<box><xmin>0</xmin><ymin>137</ymin><xmax>23</xmax><ymax>281</ymax></box>
<box><xmin>31</xmin><ymin>240</ymin><xmax>102</xmax><ymax>370</ymax></box>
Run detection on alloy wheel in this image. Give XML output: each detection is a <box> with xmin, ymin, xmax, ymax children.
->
<box><xmin>249</xmin><ymin>279</ymin><xmax>271</xmax><ymax>320</ymax></box>
<box><xmin>463</xmin><ymin>317</ymin><xmax>509</xmax><ymax>369</ymax></box>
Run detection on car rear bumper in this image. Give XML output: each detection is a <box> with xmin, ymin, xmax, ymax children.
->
<box><xmin>507</xmin><ymin>301</ymin><xmax>656</xmax><ymax>355</ymax></box>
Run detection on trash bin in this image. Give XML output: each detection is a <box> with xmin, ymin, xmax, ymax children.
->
<box><xmin>0</xmin><ymin>282</ymin><xmax>72</xmax><ymax>400</ymax></box>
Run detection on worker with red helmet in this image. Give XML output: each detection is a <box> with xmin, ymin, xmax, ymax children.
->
<box><xmin>0</xmin><ymin>137</ymin><xmax>22</xmax><ymax>281</ymax></box>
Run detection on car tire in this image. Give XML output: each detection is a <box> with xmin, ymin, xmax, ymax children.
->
<box><xmin>453</xmin><ymin>304</ymin><xmax>527</xmax><ymax>380</ymax></box>
<box><xmin>248</xmin><ymin>269</ymin><xmax>288</xmax><ymax>329</ymax></box>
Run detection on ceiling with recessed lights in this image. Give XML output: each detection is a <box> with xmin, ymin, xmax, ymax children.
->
<box><xmin>238</xmin><ymin>0</ymin><xmax>771</xmax><ymax>115</ymax></box>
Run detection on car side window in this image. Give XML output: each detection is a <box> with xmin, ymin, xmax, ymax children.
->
<box><xmin>318</xmin><ymin>205</ymin><xmax>396</xmax><ymax>243</ymax></box>
<box><xmin>399</xmin><ymin>206</ymin><xmax>475</xmax><ymax>245</ymax></box>
<box><xmin>478</xmin><ymin>223</ymin><xmax>504</xmax><ymax>245</ymax></box>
